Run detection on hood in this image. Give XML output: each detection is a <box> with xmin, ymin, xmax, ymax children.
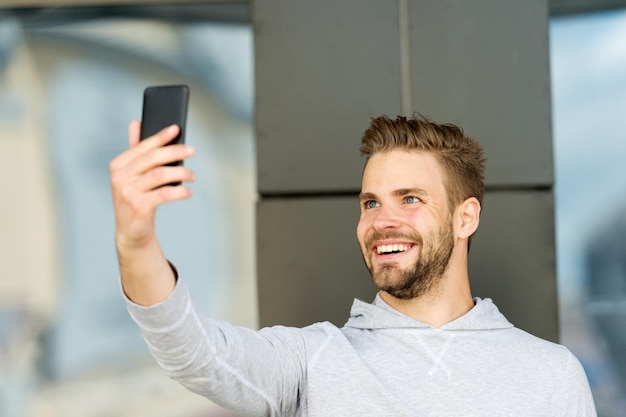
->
<box><xmin>344</xmin><ymin>294</ymin><xmax>514</xmax><ymax>331</ymax></box>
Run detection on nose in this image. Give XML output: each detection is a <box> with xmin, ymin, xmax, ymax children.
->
<box><xmin>372</xmin><ymin>205</ymin><xmax>402</xmax><ymax>231</ymax></box>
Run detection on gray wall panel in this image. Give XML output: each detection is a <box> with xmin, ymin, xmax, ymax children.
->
<box><xmin>254</xmin><ymin>0</ymin><xmax>557</xmax><ymax>343</ymax></box>
<box><xmin>470</xmin><ymin>190</ymin><xmax>557</xmax><ymax>342</ymax></box>
<box><xmin>409</xmin><ymin>0</ymin><xmax>553</xmax><ymax>187</ymax></box>
<box><xmin>258</xmin><ymin>190</ymin><xmax>558</xmax><ymax>343</ymax></box>
<box><xmin>254</xmin><ymin>0</ymin><xmax>402</xmax><ymax>194</ymax></box>
<box><xmin>257</xmin><ymin>196</ymin><xmax>375</xmax><ymax>327</ymax></box>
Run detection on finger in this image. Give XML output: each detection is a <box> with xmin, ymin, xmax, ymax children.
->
<box><xmin>111</xmin><ymin>124</ymin><xmax>185</xmax><ymax>172</ymax></box>
<box><xmin>142</xmin><ymin>124</ymin><xmax>180</xmax><ymax>148</ymax></box>
<box><xmin>129</xmin><ymin>144</ymin><xmax>195</xmax><ymax>178</ymax></box>
<box><xmin>141</xmin><ymin>183</ymin><xmax>195</xmax><ymax>210</ymax></box>
<box><xmin>135</xmin><ymin>165</ymin><xmax>197</xmax><ymax>191</ymax></box>
<box><xmin>112</xmin><ymin>166</ymin><xmax>195</xmax><ymax>220</ymax></box>
<box><xmin>111</xmin><ymin>121</ymin><xmax>161</xmax><ymax>171</ymax></box>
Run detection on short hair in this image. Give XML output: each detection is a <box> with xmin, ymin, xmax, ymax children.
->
<box><xmin>360</xmin><ymin>114</ymin><xmax>486</xmax><ymax>212</ymax></box>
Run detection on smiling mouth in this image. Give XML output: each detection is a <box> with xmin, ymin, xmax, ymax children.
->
<box><xmin>376</xmin><ymin>243</ymin><xmax>414</xmax><ymax>255</ymax></box>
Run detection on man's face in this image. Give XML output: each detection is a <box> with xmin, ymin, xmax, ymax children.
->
<box><xmin>357</xmin><ymin>150</ymin><xmax>456</xmax><ymax>300</ymax></box>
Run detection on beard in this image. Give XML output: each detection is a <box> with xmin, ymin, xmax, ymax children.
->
<box><xmin>363</xmin><ymin>218</ymin><xmax>455</xmax><ymax>300</ymax></box>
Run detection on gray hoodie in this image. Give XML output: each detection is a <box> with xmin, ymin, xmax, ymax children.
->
<box><xmin>127</xmin><ymin>280</ymin><xmax>596</xmax><ymax>417</ymax></box>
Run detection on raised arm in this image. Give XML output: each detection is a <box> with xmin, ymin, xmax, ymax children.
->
<box><xmin>109</xmin><ymin>121</ymin><xmax>196</xmax><ymax>305</ymax></box>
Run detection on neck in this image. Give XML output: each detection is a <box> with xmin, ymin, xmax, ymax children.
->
<box><xmin>379</xmin><ymin>257</ymin><xmax>474</xmax><ymax>328</ymax></box>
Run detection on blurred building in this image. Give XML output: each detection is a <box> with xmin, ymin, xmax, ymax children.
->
<box><xmin>586</xmin><ymin>208</ymin><xmax>626</xmax><ymax>393</ymax></box>
<box><xmin>0</xmin><ymin>6</ymin><xmax>256</xmax><ymax>417</ymax></box>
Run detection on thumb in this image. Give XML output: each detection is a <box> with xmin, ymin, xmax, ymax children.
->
<box><xmin>128</xmin><ymin>120</ymin><xmax>141</xmax><ymax>148</ymax></box>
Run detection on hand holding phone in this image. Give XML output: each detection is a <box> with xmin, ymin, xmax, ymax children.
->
<box><xmin>140</xmin><ymin>85</ymin><xmax>190</xmax><ymax>185</ymax></box>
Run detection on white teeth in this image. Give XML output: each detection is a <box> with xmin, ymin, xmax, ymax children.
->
<box><xmin>377</xmin><ymin>244</ymin><xmax>410</xmax><ymax>254</ymax></box>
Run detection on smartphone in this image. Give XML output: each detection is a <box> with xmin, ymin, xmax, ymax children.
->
<box><xmin>140</xmin><ymin>85</ymin><xmax>189</xmax><ymax>185</ymax></box>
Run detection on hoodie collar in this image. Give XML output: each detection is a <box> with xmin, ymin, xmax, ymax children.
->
<box><xmin>344</xmin><ymin>293</ymin><xmax>513</xmax><ymax>331</ymax></box>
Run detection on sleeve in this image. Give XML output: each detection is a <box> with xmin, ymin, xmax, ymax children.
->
<box><xmin>125</xmin><ymin>279</ymin><xmax>325</xmax><ymax>417</ymax></box>
<box><xmin>557</xmin><ymin>351</ymin><xmax>597</xmax><ymax>417</ymax></box>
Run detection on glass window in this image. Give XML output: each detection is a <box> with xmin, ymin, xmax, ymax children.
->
<box><xmin>551</xmin><ymin>8</ymin><xmax>626</xmax><ymax>415</ymax></box>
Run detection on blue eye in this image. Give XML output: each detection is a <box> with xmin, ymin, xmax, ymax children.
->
<box><xmin>406</xmin><ymin>196</ymin><xmax>420</xmax><ymax>204</ymax></box>
<box><xmin>366</xmin><ymin>200</ymin><xmax>379</xmax><ymax>209</ymax></box>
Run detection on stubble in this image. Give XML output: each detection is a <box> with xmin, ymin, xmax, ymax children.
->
<box><xmin>364</xmin><ymin>219</ymin><xmax>455</xmax><ymax>300</ymax></box>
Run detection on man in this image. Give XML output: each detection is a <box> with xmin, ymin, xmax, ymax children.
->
<box><xmin>110</xmin><ymin>115</ymin><xmax>596</xmax><ymax>416</ymax></box>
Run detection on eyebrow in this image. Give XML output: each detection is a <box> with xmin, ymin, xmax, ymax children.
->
<box><xmin>358</xmin><ymin>192</ymin><xmax>377</xmax><ymax>202</ymax></box>
<box><xmin>358</xmin><ymin>188</ymin><xmax>429</xmax><ymax>202</ymax></box>
<box><xmin>393</xmin><ymin>188</ymin><xmax>429</xmax><ymax>198</ymax></box>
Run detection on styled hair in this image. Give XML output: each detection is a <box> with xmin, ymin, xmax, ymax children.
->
<box><xmin>360</xmin><ymin>114</ymin><xmax>486</xmax><ymax>212</ymax></box>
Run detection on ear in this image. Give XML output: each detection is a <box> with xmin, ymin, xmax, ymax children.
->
<box><xmin>454</xmin><ymin>197</ymin><xmax>481</xmax><ymax>239</ymax></box>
